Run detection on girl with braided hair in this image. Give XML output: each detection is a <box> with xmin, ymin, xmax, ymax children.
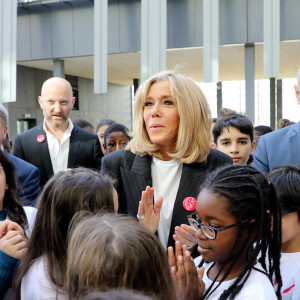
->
<box><xmin>169</xmin><ymin>164</ymin><xmax>282</xmax><ymax>300</ymax></box>
<box><xmin>267</xmin><ymin>165</ymin><xmax>300</xmax><ymax>299</ymax></box>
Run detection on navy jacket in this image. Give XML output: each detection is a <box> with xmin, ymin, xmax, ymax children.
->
<box><xmin>4</xmin><ymin>149</ymin><xmax>40</xmax><ymax>206</ymax></box>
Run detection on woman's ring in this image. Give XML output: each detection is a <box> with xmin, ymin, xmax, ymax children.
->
<box><xmin>137</xmin><ymin>214</ymin><xmax>145</xmax><ymax>221</ymax></box>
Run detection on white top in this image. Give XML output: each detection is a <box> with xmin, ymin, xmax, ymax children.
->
<box><xmin>151</xmin><ymin>157</ymin><xmax>182</xmax><ymax>249</ymax></box>
<box><xmin>277</xmin><ymin>252</ymin><xmax>300</xmax><ymax>300</ymax></box>
<box><xmin>43</xmin><ymin>119</ymin><xmax>73</xmax><ymax>174</ymax></box>
<box><xmin>23</xmin><ymin>206</ymin><xmax>37</xmax><ymax>238</ymax></box>
<box><xmin>21</xmin><ymin>256</ymin><xmax>68</xmax><ymax>300</ymax></box>
<box><xmin>6</xmin><ymin>206</ymin><xmax>36</xmax><ymax>238</ymax></box>
<box><xmin>201</xmin><ymin>261</ymin><xmax>277</xmax><ymax>300</ymax></box>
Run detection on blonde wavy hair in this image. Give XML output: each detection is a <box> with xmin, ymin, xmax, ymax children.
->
<box><xmin>127</xmin><ymin>70</ymin><xmax>211</xmax><ymax>163</ymax></box>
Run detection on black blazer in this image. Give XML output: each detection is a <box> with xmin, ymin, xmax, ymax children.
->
<box><xmin>101</xmin><ymin>149</ymin><xmax>232</xmax><ymax>248</ymax></box>
<box><xmin>13</xmin><ymin>123</ymin><xmax>103</xmax><ymax>187</ymax></box>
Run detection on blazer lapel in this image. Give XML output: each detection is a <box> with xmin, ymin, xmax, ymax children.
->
<box><xmin>120</xmin><ymin>154</ymin><xmax>152</xmax><ymax>215</ymax></box>
<box><xmin>68</xmin><ymin>126</ymin><xmax>79</xmax><ymax>167</ymax></box>
<box><xmin>36</xmin><ymin>124</ymin><xmax>54</xmax><ymax>176</ymax></box>
<box><xmin>168</xmin><ymin>161</ymin><xmax>207</xmax><ymax>246</ymax></box>
<box><xmin>288</xmin><ymin>123</ymin><xmax>300</xmax><ymax>164</ymax></box>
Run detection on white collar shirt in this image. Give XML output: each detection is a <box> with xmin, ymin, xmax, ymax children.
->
<box><xmin>43</xmin><ymin>119</ymin><xmax>73</xmax><ymax>174</ymax></box>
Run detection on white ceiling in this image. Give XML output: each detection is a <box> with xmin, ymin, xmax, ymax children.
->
<box><xmin>18</xmin><ymin>40</ymin><xmax>300</xmax><ymax>86</ymax></box>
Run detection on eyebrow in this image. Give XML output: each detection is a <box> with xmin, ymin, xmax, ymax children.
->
<box><xmin>196</xmin><ymin>213</ymin><xmax>224</xmax><ymax>223</ymax></box>
<box><xmin>145</xmin><ymin>95</ymin><xmax>174</xmax><ymax>100</ymax></box>
<box><xmin>46</xmin><ymin>98</ymin><xmax>69</xmax><ymax>102</ymax></box>
<box><xmin>218</xmin><ymin>137</ymin><xmax>249</xmax><ymax>142</ymax></box>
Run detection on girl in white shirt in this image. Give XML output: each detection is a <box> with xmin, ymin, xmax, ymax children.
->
<box><xmin>267</xmin><ymin>165</ymin><xmax>300</xmax><ymax>300</ymax></box>
<box><xmin>169</xmin><ymin>165</ymin><xmax>282</xmax><ymax>300</ymax></box>
<box><xmin>15</xmin><ymin>168</ymin><xmax>118</xmax><ymax>300</ymax></box>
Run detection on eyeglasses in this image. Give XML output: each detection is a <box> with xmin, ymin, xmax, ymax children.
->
<box><xmin>187</xmin><ymin>213</ymin><xmax>250</xmax><ymax>240</ymax></box>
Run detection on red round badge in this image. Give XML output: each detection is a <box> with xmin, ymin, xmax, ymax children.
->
<box><xmin>37</xmin><ymin>135</ymin><xmax>45</xmax><ymax>143</ymax></box>
<box><xmin>183</xmin><ymin>197</ymin><xmax>197</xmax><ymax>211</ymax></box>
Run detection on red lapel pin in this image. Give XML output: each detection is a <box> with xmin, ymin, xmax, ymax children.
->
<box><xmin>37</xmin><ymin>135</ymin><xmax>45</xmax><ymax>143</ymax></box>
<box><xmin>183</xmin><ymin>197</ymin><xmax>197</xmax><ymax>211</ymax></box>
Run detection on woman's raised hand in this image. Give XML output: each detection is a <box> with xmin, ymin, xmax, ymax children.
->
<box><xmin>137</xmin><ymin>186</ymin><xmax>163</xmax><ymax>233</ymax></box>
<box><xmin>168</xmin><ymin>241</ymin><xmax>205</xmax><ymax>300</ymax></box>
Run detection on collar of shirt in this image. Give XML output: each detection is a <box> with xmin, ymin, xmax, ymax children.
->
<box><xmin>43</xmin><ymin>118</ymin><xmax>74</xmax><ymax>174</ymax></box>
<box><xmin>43</xmin><ymin>118</ymin><xmax>74</xmax><ymax>140</ymax></box>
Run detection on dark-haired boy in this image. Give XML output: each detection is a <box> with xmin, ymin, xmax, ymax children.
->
<box><xmin>212</xmin><ymin>113</ymin><xmax>256</xmax><ymax>165</ymax></box>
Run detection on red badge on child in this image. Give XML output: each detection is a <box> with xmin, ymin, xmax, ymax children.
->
<box><xmin>183</xmin><ymin>197</ymin><xmax>197</xmax><ymax>211</ymax></box>
<box><xmin>37</xmin><ymin>135</ymin><xmax>45</xmax><ymax>143</ymax></box>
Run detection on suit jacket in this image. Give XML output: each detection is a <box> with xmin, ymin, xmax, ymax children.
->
<box><xmin>13</xmin><ymin>123</ymin><xmax>103</xmax><ymax>187</ymax></box>
<box><xmin>253</xmin><ymin>122</ymin><xmax>300</xmax><ymax>174</ymax></box>
<box><xmin>4</xmin><ymin>149</ymin><xmax>41</xmax><ymax>207</ymax></box>
<box><xmin>101</xmin><ymin>148</ymin><xmax>232</xmax><ymax>248</ymax></box>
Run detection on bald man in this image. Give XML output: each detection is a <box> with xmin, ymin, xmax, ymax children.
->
<box><xmin>13</xmin><ymin>77</ymin><xmax>103</xmax><ymax>187</ymax></box>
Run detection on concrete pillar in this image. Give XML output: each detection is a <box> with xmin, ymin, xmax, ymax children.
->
<box><xmin>264</xmin><ymin>0</ymin><xmax>280</xmax><ymax>78</ymax></box>
<box><xmin>0</xmin><ymin>0</ymin><xmax>17</xmax><ymax>103</ymax></box>
<box><xmin>217</xmin><ymin>82</ymin><xmax>222</xmax><ymax>114</ymax></box>
<box><xmin>203</xmin><ymin>0</ymin><xmax>219</xmax><ymax>82</ymax></box>
<box><xmin>276</xmin><ymin>79</ymin><xmax>282</xmax><ymax>127</ymax></box>
<box><xmin>245</xmin><ymin>44</ymin><xmax>255</xmax><ymax>123</ymax></box>
<box><xmin>270</xmin><ymin>78</ymin><xmax>276</xmax><ymax>130</ymax></box>
<box><xmin>133</xmin><ymin>78</ymin><xmax>140</xmax><ymax>95</ymax></box>
<box><xmin>53</xmin><ymin>59</ymin><xmax>65</xmax><ymax>78</ymax></box>
<box><xmin>141</xmin><ymin>0</ymin><xmax>167</xmax><ymax>83</ymax></box>
<box><xmin>94</xmin><ymin>0</ymin><xmax>108</xmax><ymax>94</ymax></box>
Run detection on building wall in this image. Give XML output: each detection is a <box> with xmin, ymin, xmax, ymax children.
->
<box><xmin>6</xmin><ymin>66</ymin><xmax>132</xmax><ymax>144</ymax></box>
<box><xmin>17</xmin><ymin>0</ymin><xmax>300</xmax><ymax>62</ymax></box>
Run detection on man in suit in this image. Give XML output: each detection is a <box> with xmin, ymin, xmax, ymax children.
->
<box><xmin>0</xmin><ymin>105</ymin><xmax>40</xmax><ymax>206</ymax></box>
<box><xmin>253</xmin><ymin>84</ymin><xmax>300</xmax><ymax>174</ymax></box>
<box><xmin>13</xmin><ymin>77</ymin><xmax>102</xmax><ymax>187</ymax></box>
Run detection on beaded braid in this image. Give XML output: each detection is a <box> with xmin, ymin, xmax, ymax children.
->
<box><xmin>199</xmin><ymin>165</ymin><xmax>282</xmax><ymax>300</ymax></box>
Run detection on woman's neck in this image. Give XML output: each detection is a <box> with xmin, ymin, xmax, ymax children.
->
<box><xmin>158</xmin><ymin>145</ymin><xmax>176</xmax><ymax>161</ymax></box>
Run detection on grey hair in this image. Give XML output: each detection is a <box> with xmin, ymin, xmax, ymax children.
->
<box><xmin>0</xmin><ymin>105</ymin><xmax>8</xmax><ymax>127</ymax></box>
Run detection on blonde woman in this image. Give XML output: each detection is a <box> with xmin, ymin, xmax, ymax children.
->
<box><xmin>102</xmin><ymin>71</ymin><xmax>232</xmax><ymax>250</ymax></box>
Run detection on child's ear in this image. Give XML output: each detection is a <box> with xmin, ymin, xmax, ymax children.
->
<box><xmin>211</xmin><ymin>142</ymin><xmax>218</xmax><ymax>150</ymax></box>
<box><xmin>242</xmin><ymin>220</ymin><xmax>259</xmax><ymax>239</ymax></box>
<box><xmin>250</xmin><ymin>140</ymin><xmax>256</xmax><ymax>155</ymax></box>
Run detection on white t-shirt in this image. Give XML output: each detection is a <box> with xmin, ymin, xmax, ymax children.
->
<box><xmin>151</xmin><ymin>157</ymin><xmax>183</xmax><ymax>249</ymax></box>
<box><xmin>21</xmin><ymin>256</ymin><xmax>68</xmax><ymax>300</ymax></box>
<box><xmin>23</xmin><ymin>206</ymin><xmax>37</xmax><ymax>237</ymax></box>
<box><xmin>201</xmin><ymin>261</ymin><xmax>277</xmax><ymax>300</ymax></box>
<box><xmin>43</xmin><ymin>119</ymin><xmax>73</xmax><ymax>174</ymax></box>
<box><xmin>6</xmin><ymin>206</ymin><xmax>36</xmax><ymax>238</ymax></box>
<box><xmin>275</xmin><ymin>252</ymin><xmax>300</xmax><ymax>300</ymax></box>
